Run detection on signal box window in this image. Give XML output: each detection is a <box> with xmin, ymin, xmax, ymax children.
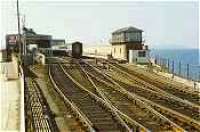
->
<box><xmin>138</xmin><ymin>51</ymin><xmax>146</xmax><ymax>57</ymax></box>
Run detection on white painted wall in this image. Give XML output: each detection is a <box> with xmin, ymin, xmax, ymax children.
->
<box><xmin>111</xmin><ymin>45</ymin><xmax>127</xmax><ymax>60</ymax></box>
<box><xmin>0</xmin><ymin>55</ymin><xmax>19</xmax><ymax>79</ymax></box>
<box><xmin>129</xmin><ymin>50</ymin><xmax>150</xmax><ymax>64</ymax></box>
<box><xmin>83</xmin><ymin>45</ymin><xmax>112</xmax><ymax>58</ymax></box>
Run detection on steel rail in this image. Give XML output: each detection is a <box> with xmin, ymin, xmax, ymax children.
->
<box><xmin>105</xmin><ymin>72</ymin><xmax>200</xmax><ymax>131</ymax></box>
<box><xmin>84</xmin><ymin>61</ymin><xmax>200</xmax><ymax>131</ymax></box>
<box><xmin>105</xmin><ymin>73</ymin><xmax>200</xmax><ymax>121</ymax></box>
<box><xmin>30</xmin><ymin>80</ymin><xmax>49</xmax><ymax>131</ymax></box>
<box><xmin>31</xmin><ymin>81</ymin><xmax>51</xmax><ymax>132</ymax></box>
<box><xmin>109</xmin><ymin>62</ymin><xmax>200</xmax><ymax>105</ymax></box>
<box><xmin>78</xmin><ymin>63</ymin><xmax>148</xmax><ymax>131</ymax></box>
<box><xmin>82</xmin><ymin>61</ymin><xmax>185</xmax><ymax>132</ymax></box>
<box><xmin>25</xmin><ymin>78</ymin><xmax>56</xmax><ymax>132</ymax></box>
<box><xmin>48</xmin><ymin>65</ymin><xmax>95</xmax><ymax>132</ymax></box>
<box><xmin>121</xmin><ymin>63</ymin><xmax>199</xmax><ymax>93</ymax></box>
<box><xmin>60</xmin><ymin>57</ymin><xmax>149</xmax><ymax>131</ymax></box>
<box><xmin>32</xmin><ymin>79</ymin><xmax>59</xmax><ymax>132</ymax></box>
<box><xmin>50</xmin><ymin>64</ymin><xmax>128</xmax><ymax>131</ymax></box>
<box><xmin>97</xmin><ymin>63</ymin><xmax>200</xmax><ymax>121</ymax></box>
<box><xmin>87</xmin><ymin>71</ymin><xmax>184</xmax><ymax>132</ymax></box>
<box><xmin>108</xmin><ymin>63</ymin><xmax>200</xmax><ymax>108</ymax></box>
<box><xmin>60</xmin><ymin>64</ymin><xmax>132</xmax><ymax>131</ymax></box>
<box><xmin>80</xmin><ymin>66</ymin><xmax>150</xmax><ymax>132</ymax></box>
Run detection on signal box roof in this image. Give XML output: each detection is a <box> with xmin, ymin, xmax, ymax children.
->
<box><xmin>112</xmin><ymin>26</ymin><xmax>143</xmax><ymax>34</ymax></box>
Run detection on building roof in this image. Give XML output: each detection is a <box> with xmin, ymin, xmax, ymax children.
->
<box><xmin>112</xmin><ymin>26</ymin><xmax>143</xmax><ymax>34</ymax></box>
<box><xmin>25</xmin><ymin>34</ymin><xmax>52</xmax><ymax>40</ymax></box>
<box><xmin>52</xmin><ymin>39</ymin><xmax>65</xmax><ymax>42</ymax></box>
<box><xmin>6</xmin><ymin>33</ymin><xmax>52</xmax><ymax>40</ymax></box>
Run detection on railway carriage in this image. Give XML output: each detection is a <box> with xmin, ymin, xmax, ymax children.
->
<box><xmin>72</xmin><ymin>41</ymin><xmax>83</xmax><ymax>58</ymax></box>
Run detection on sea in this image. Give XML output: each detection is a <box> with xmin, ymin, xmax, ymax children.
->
<box><xmin>150</xmin><ymin>49</ymin><xmax>200</xmax><ymax>82</ymax></box>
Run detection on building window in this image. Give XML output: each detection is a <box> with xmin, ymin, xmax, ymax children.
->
<box><xmin>119</xmin><ymin>48</ymin><xmax>121</xmax><ymax>54</ymax></box>
<box><xmin>114</xmin><ymin>48</ymin><xmax>116</xmax><ymax>54</ymax></box>
<box><xmin>138</xmin><ymin>51</ymin><xmax>146</xmax><ymax>57</ymax></box>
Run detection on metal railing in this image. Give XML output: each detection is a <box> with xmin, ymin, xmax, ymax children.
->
<box><xmin>154</xmin><ymin>57</ymin><xmax>200</xmax><ymax>82</ymax></box>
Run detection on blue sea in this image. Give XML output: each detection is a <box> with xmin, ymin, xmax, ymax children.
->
<box><xmin>150</xmin><ymin>49</ymin><xmax>200</xmax><ymax>81</ymax></box>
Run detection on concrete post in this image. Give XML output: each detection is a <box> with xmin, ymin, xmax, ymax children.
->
<box><xmin>187</xmin><ymin>64</ymin><xmax>189</xmax><ymax>79</ymax></box>
<box><xmin>167</xmin><ymin>58</ymin><xmax>170</xmax><ymax>72</ymax></box>
<box><xmin>172</xmin><ymin>60</ymin><xmax>174</xmax><ymax>76</ymax></box>
<box><xmin>178</xmin><ymin>61</ymin><xmax>181</xmax><ymax>76</ymax></box>
<box><xmin>194</xmin><ymin>81</ymin><xmax>197</xmax><ymax>89</ymax></box>
<box><xmin>198</xmin><ymin>72</ymin><xmax>200</xmax><ymax>82</ymax></box>
<box><xmin>95</xmin><ymin>58</ymin><xmax>97</xmax><ymax>65</ymax></box>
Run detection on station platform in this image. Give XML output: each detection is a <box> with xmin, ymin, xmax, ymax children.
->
<box><xmin>0</xmin><ymin>56</ymin><xmax>25</xmax><ymax>132</ymax></box>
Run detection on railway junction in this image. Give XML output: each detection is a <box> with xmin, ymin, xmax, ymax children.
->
<box><xmin>1</xmin><ymin>26</ymin><xmax>199</xmax><ymax>132</ymax></box>
<box><xmin>20</xmin><ymin>55</ymin><xmax>199</xmax><ymax>132</ymax></box>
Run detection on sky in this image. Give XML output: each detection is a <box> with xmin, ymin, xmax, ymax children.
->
<box><xmin>0</xmin><ymin>1</ymin><xmax>199</xmax><ymax>49</ymax></box>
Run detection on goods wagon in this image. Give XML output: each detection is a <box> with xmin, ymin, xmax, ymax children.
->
<box><xmin>72</xmin><ymin>41</ymin><xmax>82</xmax><ymax>58</ymax></box>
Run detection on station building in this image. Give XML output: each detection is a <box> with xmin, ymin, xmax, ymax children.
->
<box><xmin>24</xmin><ymin>34</ymin><xmax>52</xmax><ymax>48</ymax></box>
<box><xmin>6</xmin><ymin>31</ymin><xmax>52</xmax><ymax>53</ymax></box>
<box><xmin>51</xmin><ymin>39</ymin><xmax>66</xmax><ymax>49</ymax></box>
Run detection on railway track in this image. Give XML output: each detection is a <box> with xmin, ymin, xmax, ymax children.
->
<box><xmin>114</xmin><ymin>78</ymin><xmax>200</xmax><ymax>121</ymax></box>
<box><xmin>61</xmin><ymin>59</ymin><xmax>113</xmax><ymax>94</ymax></box>
<box><xmin>82</xmin><ymin>60</ymin><xmax>200</xmax><ymax>131</ymax></box>
<box><xmin>107</xmin><ymin>62</ymin><xmax>200</xmax><ymax>113</ymax></box>
<box><xmin>92</xmin><ymin>61</ymin><xmax>200</xmax><ymax>121</ymax></box>
<box><xmin>124</xmin><ymin>63</ymin><xmax>199</xmax><ymax>90</ymax></box>
<box><xmin>49</xmin><ymin>64</ymin><xmax>129</xmax><ymax>131</ymax></box>
<box><xmin>48</xmin><ymin>57</ymin><xmax>200</xmax><ymax>131</ymax></box>
<box><xmin>80</xmin><ymin>61</ymin><xmax>185</xmax><ymax>132</ymax></box>
<box><xmin>24</xmin><ymin>77</ymin><xmax>58</xmax><ymax>132</ymax></box>
<box><xmin>61</xmin><ymin>58</ymin><xmax>150</xmax><ymax>131</ymax></box>
<box><xmin>94</xmin><ymin>60</ymin><xmax>200</xmax><ymax>109</ymax></box>
<box><xmin>61</xmin><ymin>63</ymin><xmax>96</xmax><ymax>93</ymax></box>
<box><xmin>108</xmin><ymin>61</ymin><xmax>200</xmax><ymax>105</ymax></box>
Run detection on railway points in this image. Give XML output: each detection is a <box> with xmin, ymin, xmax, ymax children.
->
<box><xmin>78</xmin><ymin>58</ymin><xmax>200</xmax><ymax>131</ymax></box>
<box><xmin>108</xmin><ymin>61</ymin><xmax>200</xmax><ymax>105</ymax></box>
<box><xmin>54</xmin><ymin>57</ymin><xmax>199</xmax><ymax>130</ymax></box>
<box><xmin>49</xmin><ymin>64</ymin><xmax>130</xmax><ymax>131</ymax></box>
<box><xmin>2</xmin><ymin>17</ymin><xmax>199</xmax><ymax>131</ymax></box>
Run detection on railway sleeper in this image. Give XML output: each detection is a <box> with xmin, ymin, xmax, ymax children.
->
<box><xmin>85</xmin><ymin>113</ymin><xmax>112</xmax><ymax>118</ymax></box>
<box><xmin>92</xmin><ymin>124</ymin><xmax>121</xmax><ymax>132</ymax></box>
<box><xmin>89</xmin><ymin>116</ymin><xmax>116</xmax><ymax>121</ymax></box>
<box><xmin>54</xmin><ymin>63</ymin><xmax>146</xmax><ymax>131</ymax></box>
<box><xmin>81</xmin><ymin>109</ymin><xmax>111</xmax><ymax>115</ymax></box>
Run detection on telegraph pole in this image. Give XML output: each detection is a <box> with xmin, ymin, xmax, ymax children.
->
<box><xmin>22</xmin><ymin>15</ymin><xmax>26</xmax><ymax>56</ymax></box>
<box><xmin>17</xmin><ymin>0</ymin><xmax>22</xmax><ymax>61</ymax></box>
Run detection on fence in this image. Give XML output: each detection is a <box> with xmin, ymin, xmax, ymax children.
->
<box><xmin>154</xmin><ymin>56</ymin><xmax>200</xmax><ymax>82</ymax></box>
